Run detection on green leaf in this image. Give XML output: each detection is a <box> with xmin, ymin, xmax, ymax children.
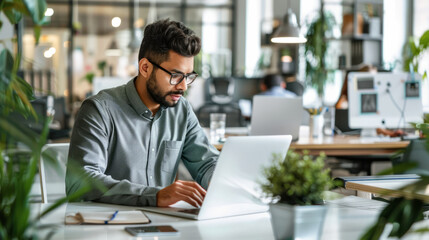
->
<box><xmin>0</xmin><ymin>49</ymin><xmax>14</xmax><ymax>85</ymax></box>
<box><xmin>34</xmin><ymin>25</ymin><xmax>42</xmax><ymax>44</ymax></box>
<box><xmin>23</xmin><ymin>0</ymin><xmax>46</xmax><ymax>25</ymax></box>
<box><xmin>419</xmin><ymin>30</ymin><xmax>429</xmax><ymax>49</ymax></box>
<box><xmin>409</xmin><ymin>38</ymin><xmax>419</xmax><ymax>56</ymax></box>
<box><xmin>3</xmin><ymin>6</ymin><xmax>22</xmax><ymax>24</ymax></box>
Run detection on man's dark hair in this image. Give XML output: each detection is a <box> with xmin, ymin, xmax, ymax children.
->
<box><xmin>138</xmin><ymin>19</ymin><xmax>201</xmax><ymax>64</ymax></box>
<box><xmin>262</xmin><ymin>74</ymin><xmax>284</xmax><ymax>89</ymax></box>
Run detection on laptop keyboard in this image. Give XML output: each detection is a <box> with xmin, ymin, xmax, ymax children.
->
<box><xmin>178</xmin><ymin>208</ymin><xmax>200</xmax><ymax>215</ymax></box>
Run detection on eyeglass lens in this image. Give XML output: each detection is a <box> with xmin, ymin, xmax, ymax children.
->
<box><xmin>170</xmin><ymin>73</ymin><xmax>198</xmax><ymax>85</ymax></box>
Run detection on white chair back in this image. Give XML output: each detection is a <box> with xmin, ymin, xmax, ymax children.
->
<box><xmin>39</xmin><ymin>143</ymin><xmax>70</xmax><ymax>203</ymax></box>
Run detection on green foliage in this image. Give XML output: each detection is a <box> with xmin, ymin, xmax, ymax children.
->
<box><xmin>361</xmin><ymin>115</ymin><xmax>429</xmax><ymax>239</ymax></box>
<box><xmin>0</xmin><ymin>49</ymin><xmax>35</xmax><ymax>118</ymax></box>
<box><xmin>0</xmin><ymin>115</ymin><xmax>49</xmax><ymax>239</ymax></box>
<box><xmin>82</xmin><ymin>72</ymin><xmax>95</xmax><ymax>85</ymax></box>
<box><xmin>410</xmin><ymin>114</ymin><xmax>429</xmax><ymax>152</ymax></box>
<box><xmin>360</xmin><ymin>197</ymin><xmax>424</xmax><ymax>240</ymax></box>
<box><xmin>403</xmin><ymin>30</ymin><xmax>429</xmax><ymax>80</ymax></box>
<box><xmin>97</xmin><ymin>60</ymin><xmax>107</xmax><ymax>75</ymax></box>
<box><xmin>304</xmin><ymin>10</ymin><xmax>336</xmax><ymax>97</ymax></box>
<box><xmin>1</xmin><ymin>0</ymin><xmax>48</xmax><ymax>44</ymax></box>
<box><xmin>261</xmin><ymin>151</ymin><xmax>333</xmax><ymax>205</ymax></box>
<box><xmin>0</xmin><ymin>1</ymin><xmax>94</xmax><ymax>239</ymax></box>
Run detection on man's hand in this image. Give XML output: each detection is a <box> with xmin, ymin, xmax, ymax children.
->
<box><xmin>157</xmin><ymin>180</ymin><xmax>206</xmax><ymax>208</ymax></box>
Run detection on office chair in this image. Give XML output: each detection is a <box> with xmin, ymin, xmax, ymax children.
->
<box><xmin>39</xmin><ymin>143</ymin><xmax>70</xmax><ymax>203</ymax></box>
<box><xmin>196</xmin><ymin>102</ymin><xmax>245</xmax><ymax>128</ymax></box>
<box><xmin>207</xmin><ymin>77</ymin><xmax>235</xmax><ymax>104</ymax></box>
<box><xmin>392</xmin><ymin>139</ymin><xmax>429</xmax><ymax>175</ymax></box>
<box><xmin>285</xmin><ymin>81</ymin><xmax>305</xmax><ymax>96</ymax></box>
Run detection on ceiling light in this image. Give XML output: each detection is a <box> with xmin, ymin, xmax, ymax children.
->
<box><xmin>271</xmin><ymin>9</ymin><xmax>307</xmax><ymax>44</ymax></box>
<box><xmin>45</xmin><ymin>8</ymin><xmax>54</xmax><ymax>17</ymax></box>
<box><xmin>112</xmin><ymin>17</ymin><xmax>121</xmax><ymax>28</ymax></box>
<box><xmin>106</xmin><ymin>39</ymin><xmax>121</xmax><ymax>56</ymax></box>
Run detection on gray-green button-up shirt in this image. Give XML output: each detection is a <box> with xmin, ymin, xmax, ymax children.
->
<box><xmin>66</xmin><ymin>78</ymin><xmax>219</xmax><ymax>206</ymax></box>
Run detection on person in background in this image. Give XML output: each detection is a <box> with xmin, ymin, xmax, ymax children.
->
<box><xmin>66</xmin><ymin>19</ymin><xmax>219</xmax><ymax>208</ymax></box>
<box><xmin>258</xmin><ymin>74</ymin><xmax>297</xmax><ymax>97</ymax></box>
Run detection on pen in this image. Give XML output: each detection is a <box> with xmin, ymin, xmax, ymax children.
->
<box><xmin>104</xmin><ymin>210</ymin><xmax>119</xmax><ymax>224</ymax></box>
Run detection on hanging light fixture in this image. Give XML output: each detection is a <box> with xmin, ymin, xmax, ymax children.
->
<box><xmin>271</xmin><ymin>8</ymin><xmax>307</xmax><ymax>44</ymax></box>
<box><xmin>106</xmin><ymin>39</ymin><xmax>121</xmax><ymax>56</ymax></box>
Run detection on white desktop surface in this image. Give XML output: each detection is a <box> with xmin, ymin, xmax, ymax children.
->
<box><xmin>30</xmin><ymin>195</ymin><xmax>424</xmax><ymax>240</ymax></box>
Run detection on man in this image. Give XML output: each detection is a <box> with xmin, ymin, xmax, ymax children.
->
<box><xmin>66</xmin><ymin>19</ymin><xmax>219</xmax><ymax>208</ymax></box>
<box><xmin>259</xmin><ymin>74</ymin><xmax>296</xmax><ymax>97</ymax></box>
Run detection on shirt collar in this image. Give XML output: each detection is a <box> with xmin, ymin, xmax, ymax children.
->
<box><xmin>270</xmin><ymin>86</ymin><xmax>285</xmax><ymax>92</ymax></box>
<box><xmin>125</xmin><ymin>77</ymin><xmax>167</xmax><ymax>119</ymax></box>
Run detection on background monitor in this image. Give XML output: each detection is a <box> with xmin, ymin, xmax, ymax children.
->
<box><xmin>347</xmin><ymin>72</ymin><xmax>423</xmax><ymax>132</ymax></box>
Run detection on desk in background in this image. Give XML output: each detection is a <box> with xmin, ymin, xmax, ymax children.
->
<box><xmin>291</xmin><ymin>134</ymin><xmax>409</xmax><ymax>156</ymax></box>
<box><xmin>212</xmin><ymin>126</ymin><xmax>409</xmax><ymax>157</ymax></box>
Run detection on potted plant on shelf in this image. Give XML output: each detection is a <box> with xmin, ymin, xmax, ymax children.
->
<box><xmin>261</xmin><ymin>150</ymin><xmax>334</xmax><ymax>240</ymax></box>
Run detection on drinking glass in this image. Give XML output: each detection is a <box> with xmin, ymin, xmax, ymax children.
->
<box><xmin>210</xmin><ymin>113</ymin><xmax>226</xmax><ymax>143</ymax></box>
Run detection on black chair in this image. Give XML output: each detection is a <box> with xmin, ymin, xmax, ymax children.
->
<box><xmin>335</xmin><ymin>109</ymin><xmax>361</xmax><ymax>134</ymax></box>
<box><xmin>285</xmin><ymin>81</ymin><xmax>305</xmax><ymax>96</ymax></box>
<box><xmin>392</xmin><ymin>139</ymin><xmax>429</xmax><ymax>175</ymax></box>
<box><xmin>205</xmin><ymin>77</ymin><xmax>235</xmax><ymax>104</ymax></box>
<box><xmin>196</xmin><ymin>102</ymin><xmax>245</xmax><ymax>128</ymax></box>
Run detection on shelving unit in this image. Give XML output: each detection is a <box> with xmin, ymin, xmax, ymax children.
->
<box><xmin>324</xmin><ymin>0</ymin><xmax>384</xmax><ymax>69</ymax></box>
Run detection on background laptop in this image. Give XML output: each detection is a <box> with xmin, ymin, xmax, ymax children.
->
<box><xmin>141</xmin><ymin>135</ymin><xmax>292</xmax><ymax>220</ymax></box>
<box><xmin>250</xmin><ymin>96</ymin><xmax>303</xmax><ymax>141</ymax></box>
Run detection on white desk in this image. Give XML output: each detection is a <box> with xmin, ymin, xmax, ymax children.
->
<box><xmin>31</xmin><ymin>195</ymin><xmax>413</xmax><ymax>240</ymax></box>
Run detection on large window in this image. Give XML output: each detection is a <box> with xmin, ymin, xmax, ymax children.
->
<box><xmin>22</xmin><ymin>0</ymin><xmax>234</xmax><ymax>101</ymax></box>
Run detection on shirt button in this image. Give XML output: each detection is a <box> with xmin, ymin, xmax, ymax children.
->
<box><xmin>150</xmin><ymin>176</ymin><xmax>153</xmax><ymax>179</ymax></box>
<box><xmin>151</xmin><ymin>148</ymin><xmax>155</xmax><ymax>152</ymax></box>
<box><xmin>145</xmin><ymin>110</ymin><xmax>148</xmax><ymax>113</ymax></box>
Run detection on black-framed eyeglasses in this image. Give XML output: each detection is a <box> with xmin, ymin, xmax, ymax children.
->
<box><xmin>147</xmin><ymin>59</ymin><xmax>198</xmax><ymax>85</ymax></box>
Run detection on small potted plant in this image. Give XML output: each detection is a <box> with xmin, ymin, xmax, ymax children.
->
<box><xmin>261</xmin><ymin>150</ymin><xmax>333</xmax><ymax>240</ymax></box>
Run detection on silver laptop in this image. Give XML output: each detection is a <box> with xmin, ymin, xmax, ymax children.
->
<box><xmin>141</xmin><ymin>135</ymin><xmax>292</xmax><ymax>220</ymax></box>
<box><xmin>250</xmin><ymin>96</ymin><xmax>303</xmax><ymax>141</ymax></box>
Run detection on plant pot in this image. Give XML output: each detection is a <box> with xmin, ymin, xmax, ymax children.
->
<box><xmin>269</xmin><ymin>203</ymin><xmax>327</xmax><ymax>240</ymax></box>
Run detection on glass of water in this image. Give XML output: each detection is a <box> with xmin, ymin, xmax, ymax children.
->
<box><xmin>210</xmin><ymin>113</ymin><xmax>226</xmax><ymax>143</ymax></box>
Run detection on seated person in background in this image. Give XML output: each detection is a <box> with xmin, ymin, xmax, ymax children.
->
<box><xmin>258</xmin><ymin>74</ymin><xmax>297</xmax><ymax>97</ymax></box>
<box><xmin>66</xmin><ymin>19</ymin><xmax>219</xmax><ymax>208</ymax></box>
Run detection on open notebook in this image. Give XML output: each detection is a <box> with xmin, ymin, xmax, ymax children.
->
<box><xmin>65</xmin><ymin>210</ymin><xmax>150</xmax><ymax>225</ymax></box>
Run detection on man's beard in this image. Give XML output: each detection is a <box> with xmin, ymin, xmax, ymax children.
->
<box><xmin>146</xmin><ymin>73</ymin><xmax>184</xmax><ymax>108</ymax></box>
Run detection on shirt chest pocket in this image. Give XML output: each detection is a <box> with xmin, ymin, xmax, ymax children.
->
<box><xmin>162</xmin><ymin>140</ymin><xmax>183</xmax><ymax>173</ymax></box>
